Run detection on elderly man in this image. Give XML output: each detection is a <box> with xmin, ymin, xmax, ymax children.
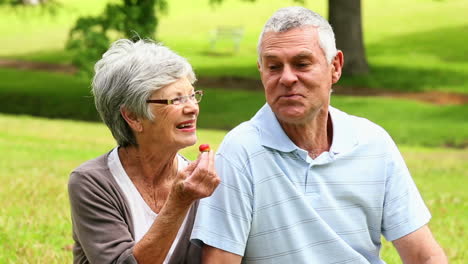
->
<box><xmin>191</xmin><ymin>6</ymin><xmax>447</xmax><ymax>264</ymax></box>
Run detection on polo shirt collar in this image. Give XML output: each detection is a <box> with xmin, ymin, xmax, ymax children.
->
<box><xmin>328</xmin><ymin>106</ymin><xmax>359</xmax><ymax>155</ymax></box>
<box><xmin>251</xmin><ymin>104</ymin><xmax>298</xmax><ymax>153</ymax></box>
<box><xmin>251</xmin><ymin>104</ymin><xmax>358</xmax><ymax>156</ymax></box>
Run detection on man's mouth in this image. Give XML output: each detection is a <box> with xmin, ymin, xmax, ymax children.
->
<box><xmin>280</xmin><ymin>94</ymin><xmax>304</xmax><ymax>99</ymax></box>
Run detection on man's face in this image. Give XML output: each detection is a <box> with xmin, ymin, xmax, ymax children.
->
<box><xmin>258</xmin><ymin>26</ymin><xmax>342</xmax><ymax>125</ymax></box>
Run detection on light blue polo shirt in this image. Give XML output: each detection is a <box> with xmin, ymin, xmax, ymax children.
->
<box><xmin>191</xmin><ymin>104</ymin><xmax>430</xmax><ymax>264</ymax></box>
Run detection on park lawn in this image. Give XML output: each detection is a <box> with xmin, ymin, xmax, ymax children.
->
<box><xmin>1</xmin><ymin>0</ymin><xmax>468</xmax><ymax>93</ymax></box>
<box><xmin>0</xmin><ymin>113</ymin><xmax>466</xmax><ymax>263</ymax></box>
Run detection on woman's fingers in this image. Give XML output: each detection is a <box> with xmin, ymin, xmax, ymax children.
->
<box><xmin>208</xmin><ymin>150</ymin><xmax>215</xmax><ymax>172</ymax></box>
<box><xmin>182</xmin><ymin>157</ymin><xmax>200</xmax><ymax>177</ymax></box>
<box><xmin>182</xmin><ymin>151</ymin><xmax>220</xmax><ymax>199</ymax></box>
<box><xmin>188</xmin><ymin>152</ymin><xmax>210</xmax><ymax>185</ymax></box>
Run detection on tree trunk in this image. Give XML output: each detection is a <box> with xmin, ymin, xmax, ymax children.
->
<box><xmin>328</xmin><ymin>0</ymin><xmax>369</xmax><ymax>75</ymax></box>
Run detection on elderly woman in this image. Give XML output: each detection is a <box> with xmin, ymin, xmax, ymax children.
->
<box><xmin>68</xmin><ymin>39</ymin><xmax>220</xmax><ymax>264</ymax></box>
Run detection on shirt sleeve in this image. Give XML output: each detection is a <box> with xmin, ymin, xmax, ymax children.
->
<box><xmin>381</xmin><ymin>137</ymin><xmax>431</xmax><ymax>241</ymax></box>
<box><xmin>190</xmin><ymin>152</ymin><xmax>254</xmax><ymax>256</ymax></box>
<box><xmin>68</xmin><ymin>170</ymin><xmax>137</xmax><ymax>264</ymax></box>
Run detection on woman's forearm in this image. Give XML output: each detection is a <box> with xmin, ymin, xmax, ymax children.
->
<box><xmin>133</xmin><ymin>196</ymin><xmax>192</xmax><ymax>264</ymax></box>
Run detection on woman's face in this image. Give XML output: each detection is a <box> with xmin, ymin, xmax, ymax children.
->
<box><xmin>140</xmin><ymin>77</ymin><xmax>200</xmax><ymax>151</ymax></box>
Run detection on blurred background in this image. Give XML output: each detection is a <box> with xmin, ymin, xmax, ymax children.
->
<box><xmin>0</xmin><ymin>0</ymin><xmax>466</xmax><ymax>262</ymax></box>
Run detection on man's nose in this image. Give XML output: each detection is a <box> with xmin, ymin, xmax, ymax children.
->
<box><xmin>279</xmin><ymin>65</ymin><xmax>298</xmax><ymax>87</ymax></box>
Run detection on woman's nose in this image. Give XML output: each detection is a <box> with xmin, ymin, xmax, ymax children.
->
<box><xmin>183</xmin><ymin>99</ymin><xmax>199</xmax><ymax>116</ymax></box>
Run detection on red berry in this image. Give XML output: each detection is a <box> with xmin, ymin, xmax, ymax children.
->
<box><xmin>199</xmin><ymin>144</ymin><xmax>211</xmax><ymax>152</ymax></box>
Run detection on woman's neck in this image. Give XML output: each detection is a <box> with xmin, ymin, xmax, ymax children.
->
<box><xmin>118</xmin><ymin>145</ymin><xmax>180</xmax><ymax>213</ymax></box>
<box><xmin>118</xmin><ymin>145</ymin><xmax>178</xmax><ymax>186</ymax></box>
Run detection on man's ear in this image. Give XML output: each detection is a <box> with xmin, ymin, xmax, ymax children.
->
<box><xmin>120</xmin><ymin>106</ymin><xmax>143</xmax><ymax>133</ymax></box>
<box><xmin>331</xmin><ymin>50</ymin><xmax>344</xmax><ymax>84</ymax></box>
<box><xmin>257</xmin><ymin>60</ymin><xmax>267</xmax><ymax>86</ymax></box>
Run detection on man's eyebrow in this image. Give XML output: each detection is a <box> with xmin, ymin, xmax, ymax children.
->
<box><xmin>262</xmin><ymin>53</ymin><xmax>279</xmax><ymax>60</ymax></box>
<box><xmin>292</xmin><ymin>51</ymin><xmax>314</xmax><ymax>59</ymax></box>
<box><xmin>262</xmin><ymin>51</ymin><xmax>315</xmax><ymax>60</ymax></box>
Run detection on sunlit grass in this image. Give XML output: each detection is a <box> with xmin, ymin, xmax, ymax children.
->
<box><xmin>0</xmin><ymin>114</ymin><xmax>466</xmax><ymax>263</ymax></box>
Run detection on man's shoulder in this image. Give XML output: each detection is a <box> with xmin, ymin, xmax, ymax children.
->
<box><xmin>332</xmin><ymin>107</ymin><xmax>395</xmax><ymax>153</ymax></box>
<box><xmin>335</xmin><ymin>107</ymin><xmax>391</xmax><ymax>139</ymax></box>
<box><xmin>217</xmin><ymin>121</ymin><xmax>263</xmax><ymax>157</ymax></box>
<box><xmin>225</xmin><ymin>120</ymin><xmax>260</xmax><ymax>140</ymax></box>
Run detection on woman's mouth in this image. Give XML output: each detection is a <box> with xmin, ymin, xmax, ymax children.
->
<box><xmin>176</xmin><ymin>120</ymin><xmax>196</xmax><ymax>132</ymax></box>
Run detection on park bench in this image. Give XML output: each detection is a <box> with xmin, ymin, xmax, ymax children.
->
<box><xmin>209</xmin><ymin>26</ymin><xmax>244</xmax><ymax>53</ymax></box>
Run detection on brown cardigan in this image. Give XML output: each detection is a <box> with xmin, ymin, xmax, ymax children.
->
<box><xmin>68</xmin><ymin>151</ymin><xmax>201</xmax><ymax>264</ymax></box>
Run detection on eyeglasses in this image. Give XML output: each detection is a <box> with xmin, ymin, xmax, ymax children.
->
<box><xmin>146</xmin><ymin>90</ymin><xmax>204</xmax><ymax>105</ymax></box>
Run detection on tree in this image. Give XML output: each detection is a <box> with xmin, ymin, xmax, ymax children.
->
<box><xmin>328</xmin><ymin>0</ymin><xmax>369</xmax><ymax>75</ymax></box>
<box><xmin>66</xmin><ymin>0</ymin><xmax>167</xmax><ymax>76</ymax></box>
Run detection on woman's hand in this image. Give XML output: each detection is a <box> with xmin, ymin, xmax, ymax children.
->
<box><xmin>170</xmin><ymin>150</ymin><xmax>220</xmax><ymax>205</ymax></box>
<box><xmin>134</xmin><ymin>150</ymin><xmax>219</xmax><ymax>264</ymax></box>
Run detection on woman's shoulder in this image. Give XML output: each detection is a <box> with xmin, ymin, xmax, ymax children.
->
<box><xmin>68</xmin><ymin>149</ymin><xmax>130</xmax><ymax>214</ymax></box>
<box><xmin>69</xmin><ymin>150</ymin><xmax>115</xmax><ymax>189</ymax></box>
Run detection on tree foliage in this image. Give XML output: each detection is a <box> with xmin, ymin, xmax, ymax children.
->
<box><xmin>0</xmin><ymin>0</ymin><xmax>49</xmax><ymax>5</ymax></box>
<box><xmin>66</xmin><ymin>0</ymin><xmax>167</xmax><ymax>76</ymax></box>
<box><xmin>0</xmin><ymin>0</ymin><xmax>59</xmax><ymax>13</ymax></box>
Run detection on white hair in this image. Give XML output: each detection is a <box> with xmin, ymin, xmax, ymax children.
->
<box><xmin>92</xmin><ymin>39</ymin><xmax>196</xmax><ymax>147</ymax></box>
<box><xmin>257</xmin><ymin>6</ymin><xmax>337</xmax><ymax>63</ymax></box>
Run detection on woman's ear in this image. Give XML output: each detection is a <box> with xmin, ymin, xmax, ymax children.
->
<box><xmin>120</xmin><ymin>106</ymin><xmax>143</xmax><ymax>133</ymax></box>
<box><xmin>331</xmin><ymin>50</ymin><xmax>344</xmax><ymax>84</ymax></box>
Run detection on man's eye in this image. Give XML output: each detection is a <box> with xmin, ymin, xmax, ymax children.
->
<box><xmin>268</xmin><ymin>65</ymin><xmax>280</xmax><ymax>70</ymax></box>
<box><xmin>296</xmin><ymin>62</ymin><xmax>310</xmax><ymax>68</ymax></box>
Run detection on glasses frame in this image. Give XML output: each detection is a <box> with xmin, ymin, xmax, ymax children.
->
<box><xmin>146</xmin><ymin>90</ymin><xmax>204</xmax><ymax>105</ymax></box>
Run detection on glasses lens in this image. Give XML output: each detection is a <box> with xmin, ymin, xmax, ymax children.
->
<box><xmin>194</xmin><ymin>90</ymin><xmax>203</xmax><ymax>103</ymax></box>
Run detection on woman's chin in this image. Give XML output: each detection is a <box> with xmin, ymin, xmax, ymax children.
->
<box><xmin>179</xmin><ymin>137</ymin><xmax>198</xmax><ymax>149</ymax></box>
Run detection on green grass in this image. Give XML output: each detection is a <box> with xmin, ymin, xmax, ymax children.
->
<box><xmin>0</xmin><ymin>113</ymin><xmax>466</xmax><ymax>263</ymax></box>
<box><xmin>1</xmin><ymin>0</ymin><xmax>468</xmax><ymax>93</ymax></box>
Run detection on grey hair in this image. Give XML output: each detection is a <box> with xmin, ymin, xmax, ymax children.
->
<box><xmin>257</xmin><ymin>6</ymin><xmax>337</xmax><ymax>63</ymax></box>
<box><xmin>92</xmin><ymin>39</ymin><xmax>196</xmax><ymax>147</ymax></box>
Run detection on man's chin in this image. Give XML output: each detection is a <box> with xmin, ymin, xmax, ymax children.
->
<box><xmin>274</xmin><ymin>107</ymin><xmax>307</xmax><ymax>121</ymax></box>
<box><xmin>276</xmin><ymin>113</ymin><xmax>308</xmax><ymax>125</ymax></box>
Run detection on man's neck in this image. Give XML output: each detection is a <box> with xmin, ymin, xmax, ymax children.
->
<box><xmin>279</xmin><ymin>108</ymin><xmax>333</xmax><ymax>159</ymax></box>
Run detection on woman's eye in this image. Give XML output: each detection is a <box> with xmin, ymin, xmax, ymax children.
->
<box><xmin>172</xmin><ymin>97</ymin><xmax>182</xmax><ymax>105</ymax></box>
